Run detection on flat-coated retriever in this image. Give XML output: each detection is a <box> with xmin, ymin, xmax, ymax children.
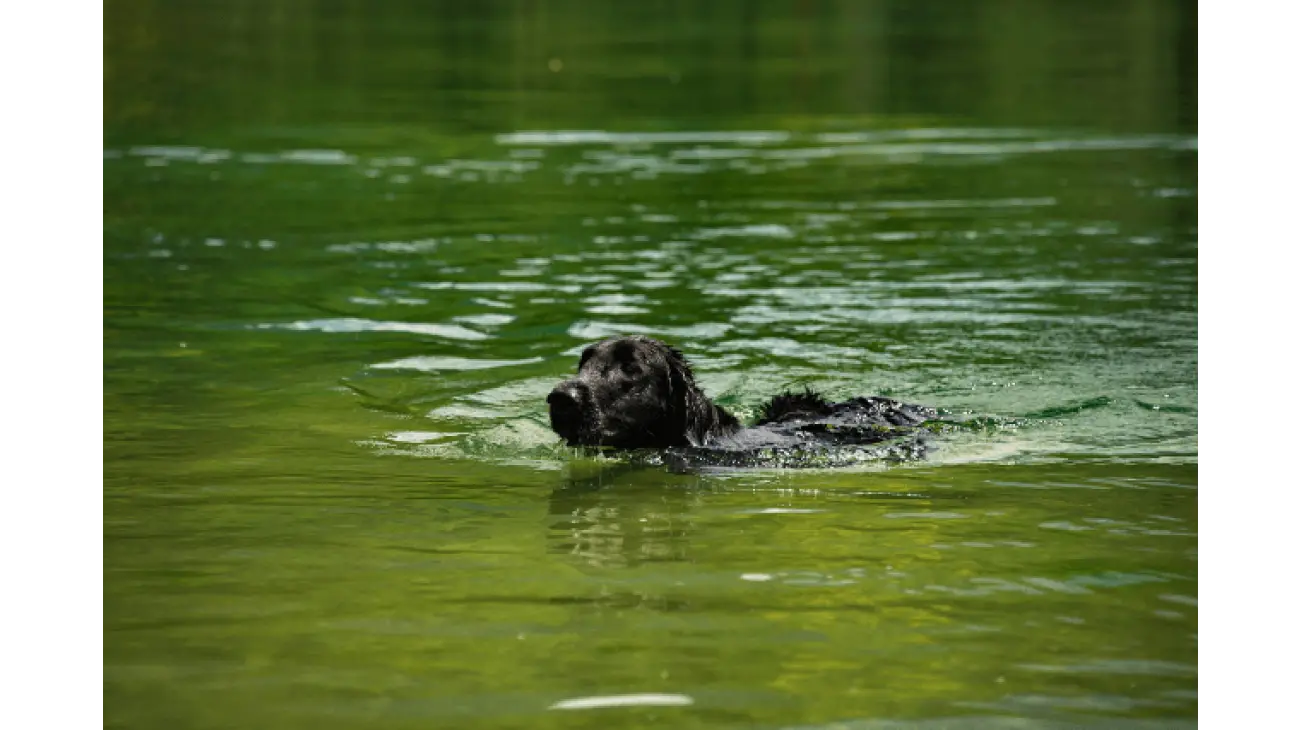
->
<box><xmin>547</xmin><ymin>336</ymin><xmax>937</xmax><ymax>466</ymax></box>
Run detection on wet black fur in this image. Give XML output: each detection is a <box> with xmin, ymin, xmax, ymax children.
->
<box><xmin>547</xmin><ymin>336</ymin><xmax>936</xmax><ymax>457</ymax></box>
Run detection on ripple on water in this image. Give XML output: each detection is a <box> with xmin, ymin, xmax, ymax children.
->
<box><xmin>548</xmin><ymin>693</ymin><xmax>694</xmax><ymax>710</ymax></box>
<box><xmin>693</xmin><ymin>223</ymin><xmax>795</xmax><ymax>240</ymax></box>
<box><xmin>496</xmin><ymin>130</ymin><xmax>790</xmax><ymax>145</ymax></box>
<box><xmin>567</xmin><ymin>321</ymin><xmax>733</xmax><ymax>341</ymax></box>
<box><xmin>370</xmin><ymin>356</ymin><xmax>543</xmax><ymax>372</ymax></box>
<box><xmin>453</xmin><ymin>313</ymin><xmax>516</xmax><ymax>327</ymax></box>
<box><xmin>257</xmin><ymin>318</ymin><xmax>487</xmax><ymax>340</ymax></box>
<box><xmin>106</xmin><ymin>130</ymin><xmax>1194</xmax><ymax>195</ymax></box>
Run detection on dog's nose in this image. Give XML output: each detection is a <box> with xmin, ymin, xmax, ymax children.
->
<box><xmin>547</xmin><ymin>383</ymin><xmax>589</xmax><ymax>442</ymax></box>
<box><xmin>547</xmin><ymin>385</ymin><xmax>583</xmax><ymax>416</ymax></box>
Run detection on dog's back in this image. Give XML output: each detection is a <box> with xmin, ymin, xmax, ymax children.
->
<box><xmin>711</xmin><ymin>394</ymin><xmax>936</xmax><ymax>450</ymax></box>
<box><xmin>657</xmin><ymin>393</ymin><xmax>939</xmax><ymax>470</ymax></box>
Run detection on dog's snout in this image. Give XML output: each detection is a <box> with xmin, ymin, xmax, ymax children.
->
<box><xmin>548</xmin><ymin>382</ymin><xmax>590</xmax><ymax>444</ymax></box>
<box><xmin>546</xmin><ymin>381</ymin><xmax>587</xmax><ymax>420</ymax></box>
<box><xmin>547</xmin><ymin>384</ymin><xmax>583</xmax><ymax>412</ymax></box>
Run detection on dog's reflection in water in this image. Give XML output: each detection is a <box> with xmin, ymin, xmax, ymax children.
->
<box><xmin>547</xmin><ymin>460</ymin><xmax>704</xmax><ymax>569</ymax></box>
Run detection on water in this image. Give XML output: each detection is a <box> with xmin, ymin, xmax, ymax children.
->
<box><xmin>105</xmin><ymin>2</ymin><xmax>1197</xmax><ymax>728</ymax></box>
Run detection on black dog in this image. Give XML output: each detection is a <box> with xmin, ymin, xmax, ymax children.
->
<box><xmin>547</xmin><ymin>336</ymin><xmax>937</xmax><ymax>465</ymax></box>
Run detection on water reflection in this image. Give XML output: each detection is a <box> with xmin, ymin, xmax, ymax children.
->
<box><xmin>548</xmin><ymin>463</ymin><xmax>703</xmax><ymax>568</ymax></box>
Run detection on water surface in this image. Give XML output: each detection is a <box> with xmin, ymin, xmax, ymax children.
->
<box><xmin>105</xmin><ymin>2</ymin><xmax>1197</xmax><ymax>728</ymax></box>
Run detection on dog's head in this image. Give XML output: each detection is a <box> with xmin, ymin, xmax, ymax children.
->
<box><xmin>547</xmin><ymin>335</ymin><xmax>706</xmax><ymax>449</ymax></box>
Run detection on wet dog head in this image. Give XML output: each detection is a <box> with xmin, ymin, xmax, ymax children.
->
<box><xmin>547</xmin><ymin>335</ymin><xmax>721</xmax><ymax>449</ymax></box>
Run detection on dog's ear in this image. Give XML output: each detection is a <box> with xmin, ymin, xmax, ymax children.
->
<box><xmin>652</xmin><ymin>341</ymin><xmax>739</xmax><ymax>447</ymax></box>
<box><xmin>667</xmin><ymin>352</ymin><xmax>726</xmax><ymax>447</ymax></box>
<box><xmin>663</xmin><ymin>345</ymin><xmax>694</xmax><ymax>382</ymax></box>
<box><xmin>662</xmin><ymin>346</ymin><xmax>688</xmax><ymax>406</ymax></box>
<box><xmin>659</xmin><ymin>346</ymin><xmax>697</xmax><ymax>444</ymax></box>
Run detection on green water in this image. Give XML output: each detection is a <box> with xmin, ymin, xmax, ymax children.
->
<box><xmin>105</xmin><ymin>2</ymin><xmax>1197</xmax><ymax>728</ymax></box>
